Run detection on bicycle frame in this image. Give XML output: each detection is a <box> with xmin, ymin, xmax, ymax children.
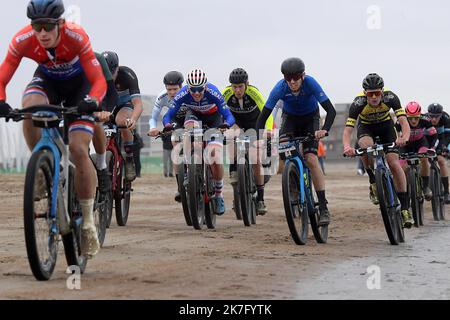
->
<box><xmin>280</xmin><ymin>140</ymin><xmax>308</xmax><ymax>206</ymax></box>
<box><xmin>104</xmin><ymin>123</ymin><xmax>123</xmax><ymax>194</ymax></box>
<box><xmin>359</xmin><ymin>144</ymin><xmax>397</xmax><ymax>208</ymax></box>
<box><xmin>32</xmin><ymin>116</ymin><xmax>76</xmax><ymax>235</ymax></box>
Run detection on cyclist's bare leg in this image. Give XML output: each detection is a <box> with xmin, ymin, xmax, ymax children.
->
<box><xmin>420</xmin><ymin>158</ymin><xmax>430</xmax><ymax>177</ymax></box>
<box><xmin>22</xmin><ymin>93</ymin><xmax>47</xmax><ymax>150</ymax></box>
<box><xmin>69</xmin><ymin>130</ymin><xmax>100</xmax><ymax>256</ymax></box>
<box><xmin>69</xmin><ymin>131</ymin><xmax>97</xmax><ymax>200</ymax></box>
<box><xmin>92</xmin><ymin>124</ymin><xmax>107</xmax><ymax>169</ymax></box>
<box><xmin>438</xmin><ymin>156</ymin><xmax>448</xmax><ymax>177</ymax></box>
<box><xmin>305</xmin><ymin>153</ymin><xmax>325</xmax><ymax>191</ymax></box>
<box><xmin>386</xmin><ymin>153</ymin><xmax>407</xmax><ymax>193</ymax></box>
<box><xmin>358</xmin><ymin>136</ymin><xmax>375</xmax><ymax>170</ymax></box>
<box><xmin>116</xmin><ymin>108</ymin><xmax>133</xmax><ymax>144</ymax></box>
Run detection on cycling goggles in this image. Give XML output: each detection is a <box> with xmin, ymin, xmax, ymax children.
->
<box><xmin>428</xmin><ymin>113</ymin><xmax>442</xmax><ymax>119</ymax></box>
<box><xmin>31</xmin><ymin>22</ymin><xmax>58</xmax><ymax>32</ymax></box>
<box><xmin>189</xmin><ymin>86</ymin><xmax>206</xmax><ymax>94</ymax></box>
<box><xmin>365</xmin><ymin>90</ymin><xmax>383</xmax><ymax>98</ymax></box>
<box><xmin>284</xmin><ymin>73</ymin><xmax>303</xmax><ymax>82</ymax></box>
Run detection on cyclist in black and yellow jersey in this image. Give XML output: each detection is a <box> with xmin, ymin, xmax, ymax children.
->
<box><xmin>342</xmin><ymin>73</ymin><xmax>414</xmax><ymax>228</ymax></box>
<box><xmin>222</xmin><ymin>68</ymin><xmax>274</xmax><ymax>215</ymax></box>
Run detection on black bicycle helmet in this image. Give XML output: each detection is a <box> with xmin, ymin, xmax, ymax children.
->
<box><xmin>27</xmin><ymin>0</ymin><xmax>65</xmax><ymax>21</ymax></box>
<box><xmin>363</xmin><ymin>73</ymin><xmax>384</xmax><ymax>90</ymax></box>
<box><xmin>428</xmin><ymin>103</ymin><xmax>444</xmax><ymax>114</ymax></box>
<box><xmin>281</xmin><ymin>57</ymin><xmax>305</xmax><ymax>75</ymax></box>
<box><xmin>101</xmin><ymin>51</ymin><xmax>119</xmax><ymax>74</ymax></box>
<box><xmin>229</xmin><ymin>68</ymin><xmax>249</xmax><ymax>84</ymax></box>
<box><xmin>163</xmin><ymin>71</ymin><xmax>184</xmax><ymax>86</ymax></box>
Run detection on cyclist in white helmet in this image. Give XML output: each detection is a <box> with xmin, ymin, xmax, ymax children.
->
<box><xmin>163</xmin><ymin>69</ymin><xmax>236</xmax><ymax>215</ymax></box>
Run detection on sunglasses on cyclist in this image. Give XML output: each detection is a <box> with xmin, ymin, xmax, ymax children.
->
<box><xmin>429</xmin><ymin>113</ymin><xmax>442</xmax><ymax>119</ymax></box>
<box><xmin>31</xmin><ymin>22</ymin><xmax>58</xmax><ymax>32</ymax></box>
<box><xmin>284</xmin><ymin>73</ymin><xmax>303</xmax><ymax>82</ymax></box>
<box><xmin>189</xmin><ymin>86</ymin><xmax>205</xmax><ymax>94</ymax></box>
<box><xmin>365</xmin><ymin>90</ymin><xmax>383</xmax><ymax>98</ymax></box>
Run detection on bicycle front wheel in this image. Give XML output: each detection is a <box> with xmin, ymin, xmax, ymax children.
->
<box><xmin>177</xmin><ymin>164</ymin><xmax>192</xmax><ymax>227</ymax></box>
<box><xmin>238</xmin><ymin>159</ymin><xmax>256</xmax><ymax>227</ymax></box>
<box><xmin>408</xmin><ymin>168</ymin><xmax>420</xmax><ymax>228</ymax></box>
<box><xmin>375</xmin><ymin>170</ymin><xmax>400</xmax><ymax>245</ymax></box>
<box><xmin>115</xmin><ymin>162</ymin><xmax>131</xmax><ymax>226</ymax></box>
<box><xmin>282</xmin><ymin>161</ymin><xmax>309</xmax><ymax>245</ymax></box>
<box><xmin>204</xmin><ymin>165</ymin><xmax>216</xmax><ymax>229</ymax></box>
<box><xmin>187</xmin><ymin>163</ymin><xmax>205</xmax><ymax>230</ymax></box>
<box><xmin>62</xmin><ymin>167</ymin><xmax>88</xmax><ymax>274</ymax></box>
<box><xmin>23</xmin><ymin>150</ymin><xmax>58</xmax><ymax>281</ymax></box>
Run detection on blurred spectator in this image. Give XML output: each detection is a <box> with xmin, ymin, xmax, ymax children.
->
<box><xmin>133</xmin><ymin>131</ymin><xmax>144</xmax><ymax>178</ymax></box>
<box><xmin>162</xmin><ymin>132</ymin><xmax>174</xmax><ymax>177</ymax></box>
<box><xmin>318</xmin><ymin>140</ymin><xmax>327</xmax><ymax>175</ymax></box>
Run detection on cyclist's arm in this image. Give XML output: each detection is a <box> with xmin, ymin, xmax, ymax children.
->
<box><xmin>308</xmin><ymin>77</ymin><xmax>336</xmax><ymax>132</ymax></box>
<box><xmin>95</xmin><ymin>53</ymin><xmax>118</xmax><ymax>111</ymax></box>
<box><xmin>248</xmin><ymin>86</ymin><xmax>274</xmax><ymax>130</ymax></box>
<box><xmin>122</xmin><ymin>67</ymin><xmax>143</xmax><ymax>122</ymax></box>
<box><xmin>256</xmin><ymin>82</ymin><xmax>283</xmax><ymax>131</ymax></box>
<box><xmin>79</xmin><ymin>42</ymin><xmax>106</xmax><ymax>104</ymax></box>
<box><xmin>0</xmin><ymin>42</ymin><xmax>24</xmax><ymax>101</ymax></box>
<box><xmin>320</xmin><ymin>99</ymin><xmax>336</xmax><ymax>132</ymax></box>
<box><xmin>211</xmin><ymin>87</ymin><xmax>235</xmax><ymax>127</ymax></box>
<box><xmin>150</xmin><ymin>94</ymin><xmax>165</xmax><ymax>129</ymax></box>
<box><xmin>388</xmin><ymin>93</ymin><xmax>409</xmax><ymax>140</ymax></box>
<box><xmin>256</xmin><ymin>107</ymin><xmax>273</xmax><ymax>132</ymax></box>
<box><xmin>343</xmin><ymin>99</ymin><xmax>361</xmax><ymax>148</ymax></box>
<box><xmin>163</xmin><ymin>100</ymin><xmax>181</xmax><ymax>126</ymax></box>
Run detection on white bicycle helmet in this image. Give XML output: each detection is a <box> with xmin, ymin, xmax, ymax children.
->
<box><xmin>187</xmin><ymin>69</ymin><xmax>208</xmax><ymax>87</ymax></box>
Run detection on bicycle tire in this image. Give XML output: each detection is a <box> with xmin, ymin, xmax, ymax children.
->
<box><xmin>23</xmin><ymin>149</ymin><xmax>58</xmax><ymax>281</ymax></box>
<box><xmin>282</xmin><ymin>161</ymin><xmax>309</xmax><ymax>245</ymax></box>
<box><xmin>416</xmin><ymin>173</ymin><xmax>424</xmax><ymax>226</ymax></box>
<box><xmin>105</xmin><ymin>151</ymin><xmax>114</xmax><ymax>228</ymax></box>
<box><xmin>307</xmin><ymin>175</ymin><xmax>328</xmax><ymax>244</ymax></box>
<box><xmin>187</xmin><ymin>163</ymin><xmax>205</xmax><ymax>230</ymax></box>
<box><xmin>375</xmin><ymin>170</ymin><xmax>400</xmax><ymax>245</ymax></box>
<box><xmin>62</xmin><ymin>166</ymin><xmax>88</xmax><ymax>274</ymax></box>
<box><xmin>430</xmin><ymin>167</ymin><xmax>441</xmax><ymax>221</ymax></box>
<box><xmin>238</xmin><ymin>160</ymin><xmax>253</xmax><ymax>227</ymax></box>
<box><xmin>177</xmin><ymin>165</ymin><xmax>192</xmax><ymax>227</ymax></box>
<box><xmin>204</xmin><ymin>165</ymin><xmax>217</xmax><ymax>229</ymax></box>
<box><xmin>89</xmin><ymin>153</ymin><xmax>109</xmax><ymax>246</ymax></box>
<box><xmin>408</xmin><ymin>168</ymin><xmax>420</xmax><ymax>228</ymax></box>
<box><xmin>438</xmin><ymin>175</ymin><xmax>446</xmax><ymax>220</ymax></box>
<box><xmin>115</xmin><ymin>162</ymin><xmax>131</xmax><ymax>226</ymax></box>
<box><xmin>232</xmin><ymin>183</ymin><xmax>242</xmax><ymax>220</ymax></box>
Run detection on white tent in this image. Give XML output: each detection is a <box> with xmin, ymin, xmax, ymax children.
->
<box><xmin>0</xmin><ymin>120</ymin><xmax>30</xmax><ymax>172</ymax></box>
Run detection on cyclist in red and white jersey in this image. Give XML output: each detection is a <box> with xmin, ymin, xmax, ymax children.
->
<box><xmin>0</xmin><ymin>0</ymin><xmax>106</xmax><ymax>258</ymax></box>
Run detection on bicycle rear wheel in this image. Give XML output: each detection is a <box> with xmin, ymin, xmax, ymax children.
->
<box><xmin>438</xmin><ymin>175</ymin><xmax>446</xmax><ymax>221</ymax></box>
<box><xmin>204</xmin><ymin>165</ymin><xmax>217</xmax><ymax>229</ymax></box>
<box><xmin>375</xmin><ymin>170</ymin><xmax>400</xmax><ymax>245</ymax></box>
<box><xmin>62</xmin><ymin>167</ymin><xmax>88</xmax><ymax>274</ymax></box>
<box><xmin>187</xmin><ymin>163</ymin><xmax>205</xmax><ymax>230</ymax></box>
<box><xmin>430</xmin><ymin>167</ymin><xmax>442</xmax><ymax>221</ymax></box>
<box><xmin>307</xmin><ymin>178</ymin><xmax>328</xmax><ymax>244</ymax></box>
<box><xmin>282</xmin><ymin>161</ymin><xmax>309</xmax><ymax>245</ymax></box>
<box><xmin>23</xmin><ymin>150</ymin><xmax>58</xmax><ymax>281</ymax></box>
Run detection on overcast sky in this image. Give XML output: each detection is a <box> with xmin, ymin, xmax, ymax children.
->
<box><xmin>1</xmin><ymin>0</ymin><xmax>449</xmax><ymax>112</ymax></box>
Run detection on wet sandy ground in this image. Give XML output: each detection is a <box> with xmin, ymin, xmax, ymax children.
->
<box><xmin>0</xmin><ymin>163</ymin><xmax>449</xmax><ymax>299</ymax></box>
